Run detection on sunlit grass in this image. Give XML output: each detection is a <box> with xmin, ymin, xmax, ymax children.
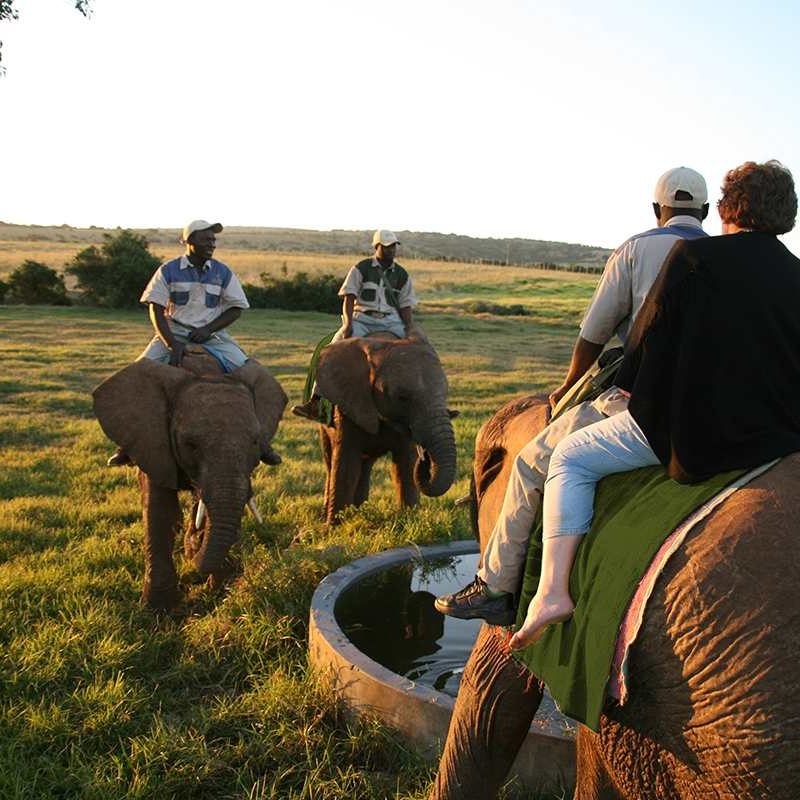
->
<box><xmin>0</xmin><ymin>261</ymin><xmax>595</xmax><ymax>798</ymax></box>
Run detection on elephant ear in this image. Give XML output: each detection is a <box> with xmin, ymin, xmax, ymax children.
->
<box><xmin>316</xmin><ymin>339</ymin><xmax>380</xmax><ymax>434</ymax></box>
<box><xmin>92</xmin><ymin>359</ymin><xmax>191</xmax><ymax>488</ymax></box>
<box><xmin>229</xmin><ymin>359</ymin><xmax>288</xmax><ymax>441</ymax></box>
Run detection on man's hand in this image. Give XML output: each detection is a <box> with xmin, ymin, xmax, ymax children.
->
<box><xmin>548</xmin><ymin>383</ymin><xmax>571</xmax><ymax>410</ymax></box>
<box><xmin>341</xmin><ymin>322</ymin><xmax>353</xmax><ymax>339</ymax></box>
<box><xmin>188</xmin><ymin>325</ymin><xmax>212</xmax><ymax>343</ymax></box>
<box><xmin>168</xmin><ymin>341</ymin><xmax>186</xmax><ymax>367</ymax></box>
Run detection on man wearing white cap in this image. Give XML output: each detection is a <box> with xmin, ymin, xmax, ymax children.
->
<box><xmin>108</xmin><ymin>220</ymin><xmax>280</xmax><ymax>466</ymax></box>
<box><xmin>137</xmin><ymin>220</ymin><xmax>250</xmax><ymax>371</ymax></box>
<box><xmin>292</xmin><ymin>228</ymin><xmax>418</xmax><ymax>420</ymax></box>
<box><xmin>437</xmin><ymin>167</ymin><xmax>710</xmax><ymax>625</ymax></box>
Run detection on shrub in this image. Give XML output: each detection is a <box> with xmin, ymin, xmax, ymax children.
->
<box><xmin>244</xmin><ymin>271</ymin><xmax>341</xmax><ymax>314</ymax></box>
<box><xmin>0</xmin><ymin>278</ymin><xmax>7</xmax><ymax>304</ymax></box>
<box><xmin>465</xmin><ymin>300</ymin><xmax>529</xmax><ymax>316</ymax></box>
<box><xmin>66</xmin><ymin>230</ymin><xmax>161</xmax><ymax>308</ymax></box>
<box><xmin>5</xmin><ymin>260</ymin><xmax>70</xmax><ymax>305</ymax></box>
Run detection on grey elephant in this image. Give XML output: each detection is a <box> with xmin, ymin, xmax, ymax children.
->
<box><xmin>93</xmin><ymin>356</ymin><xmax>287</xmax><ymax>610</ymax></box>
<box><xmin>431</xmin><ymin>395</ymin><xmax>800</xmax><ymax>800</ymax></box>
<box><xmin>314</xmin><ymin>334</ymin><xmax>456</xmax><ymax>525</ymax></box>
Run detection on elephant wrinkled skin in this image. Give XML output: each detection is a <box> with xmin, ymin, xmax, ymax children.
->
<box><xmin>93</xmin><ymin>357</ymin><xmax>287</xmax><ymax>609</ymax></box>
<box><xmin>315</xmin><ymin>334</ymin><xmax>456</xmax><ymax>525</ymax></box>
<box><xmin>431</xmin><ymin>395</ymin><xmax>800</xmax><ymax>800</ymax></box>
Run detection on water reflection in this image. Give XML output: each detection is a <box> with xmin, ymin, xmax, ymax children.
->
<box><xmin>336</xmin><ymin>554</ymin><xmax>481</xmax><ymax>697</ymax></box>
<box><xmin>335</xmin><ymin>551</ymin><xmax>573</xmax><ymax>732</ymax></box>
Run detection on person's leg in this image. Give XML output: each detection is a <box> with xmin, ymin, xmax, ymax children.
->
<box><xmin>480</xmin><ymin>399</ymin><xmax>610</xmax><ymax>592</ymax></box>
<box><xmin>435</xmin><ymin>399</ymin><xmax>611</xmax><ymax>623</ymax></box>
<box><xmin>292</xmin><ymin>326</ymin><xmax>349</xmax><ymax>419</ymax></box>
<box><xmin>509</xmin><ymin>410</ymin><xmax>659</xmax><ymax>650</ymax></box>
<box><xmin>199</xmin><ymin>330</ymin><xmax>247</xmax><ymax>372</ymax></box>
<box><xmin>137</xmin><ymin>336</ymin><xmax>172</xmax><ymax>363</ymax></box>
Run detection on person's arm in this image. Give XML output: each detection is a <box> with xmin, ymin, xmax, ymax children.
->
<box><xmin>149</xmin><ymin>303</ymin><xmax>185</xmax><ymax>366</ymax></box>
<box><xmin>399</xmin><ymin>305</ymin><xmax>413</xmax><ymax>331</ymax></box>
<box><xmin>341</xmin><ymin>294</ymin><xmax>355</xmax><ymax>337</ymax></box>
<box><xmin>548</xmin><ymin>245</ymin><xmax>632</xmax><ymax>407</ymax></box>
<box><xmin>187</xmin><ymin>307</ymin><xmax>242</xmax><ymax>342</ymax></box>
<box><xmin>548</xmin><ymin>336</ymin><xmax>604</xmax><ymax>408</ymax></box>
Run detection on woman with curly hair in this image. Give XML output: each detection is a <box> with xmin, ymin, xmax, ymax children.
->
<box><xmin>510</xmin><ymin>160</ymin><xmax>800</xmax><ymax>650</ymax></box>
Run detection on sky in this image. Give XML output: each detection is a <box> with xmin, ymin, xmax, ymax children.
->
<box><xmin>2</xmin><ymin>0</ymin><xmax>800</xmax><ymax>254</ymax></box>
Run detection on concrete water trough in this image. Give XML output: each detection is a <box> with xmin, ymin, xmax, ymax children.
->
<box><xmin>308</xmin><ymin>540</ymin><xmax>576</xmax><ymax>794</ymax></box>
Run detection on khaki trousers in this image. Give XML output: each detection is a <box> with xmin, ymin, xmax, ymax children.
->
<box><xmin>478</xmin><ymin>388</ymin><xmax>629</xmax><ymax>594</ymax></box>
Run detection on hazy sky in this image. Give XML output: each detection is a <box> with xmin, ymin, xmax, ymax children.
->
<box><xmin>2</xmin><ymin>0</ymin><xmax>799</xmax><ymax>254</ymax></box>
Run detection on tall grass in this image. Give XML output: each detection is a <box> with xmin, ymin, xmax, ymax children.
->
<box><xmin>0</xmin><ymin>264</ymin><xmax>596</xmax><ymax>799</ymax></box>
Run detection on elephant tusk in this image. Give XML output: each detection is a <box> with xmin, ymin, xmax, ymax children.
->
<box><xmin>247</xmin><ymin>497</ymin><xmax>263</xmax><ymax>523</ymax></box>
<box><xmin>454</xmin><ymin>494</ymin><xmax>471</xmax><ymax>507</ymax></box>
<box><xmin>195</xmin><ymin>499</ymin><xmax>206</xmax><ymax>529</ymax></box>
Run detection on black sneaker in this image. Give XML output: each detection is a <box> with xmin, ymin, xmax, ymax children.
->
<box><xmin>291</xmin><ymin>397</ymin><xmax>320</xmax><ymax>421</ymax></box>
<box><xmin>434</xmin><ymin>576</ymin><xmax>515</xmax><ymax>626</ymax></box>
<box><xmin>260</xmin><ymin>444</ymin><xmax>282</xmax><ymax>466</ymax></box>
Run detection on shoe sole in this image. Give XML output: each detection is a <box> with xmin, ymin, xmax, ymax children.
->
<box><xmin>434</xmin><ymin>598</ymin><xmax>515</xmax><ymax>627</ymax></box>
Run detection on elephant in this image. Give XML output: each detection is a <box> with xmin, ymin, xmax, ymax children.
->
<box><xmin>93</xmin><ymin>354</ymin><xmax>287</xmax><ymax>610</ymax></box>
<box><xmin>314</xmin><ymin>333</ymin><xmax>457</xmax><ymax>525</ymax></box>
<box><xmin>431</xmin><ymin>394</ymin><xmax>800</xmax><ymax>800</ymax></box>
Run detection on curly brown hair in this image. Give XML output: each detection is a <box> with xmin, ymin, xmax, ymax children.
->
<box><xmin>717</xmin><ymin>160</ymin><xmax>797</xmax><ymax>234</ymax></box>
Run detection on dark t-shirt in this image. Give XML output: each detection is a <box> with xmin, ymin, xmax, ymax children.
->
<box><xmin>617</xmin><ymin>232</ymin><xmax>800</xmax><ymax>483</ymax></box>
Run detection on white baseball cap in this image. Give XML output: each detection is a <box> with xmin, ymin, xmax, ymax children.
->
<box><xmin>181</xmin><ymin>220</ymin><xmax>223</xmax><ymax>243</ymax></box>
<box><xmin>654</xmin><ymin>167</ymin><xmax>708</xmax><ymax>209</ymax></box>
<box><xmin>372</xmin><ymin>229</ymin><xmax>400</xmax><ymax>247</ymax></box>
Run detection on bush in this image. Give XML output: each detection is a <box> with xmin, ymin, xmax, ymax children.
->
<box><xmin>244</xmin><ymin>271</ymin><xmax>341</xmax><ymax>314</ymax></box>
<box><xmin>0</xmin><ymin>279</ymin><xmax>7</xmax><ymax>304</ymax></box>
<box><xmin>66</xmin><ymin>230</ymin><xmax>161</xmax><ymax>308</ymax></box>
<box><xmin>5</xmin><ymin>260</ymin><xmax>70</xmax><ymax>305</ymax></box>
<box><xmin>465</xmin><ymin>300</ymin><xmax>529</xmax><ymax>316</ymax></box>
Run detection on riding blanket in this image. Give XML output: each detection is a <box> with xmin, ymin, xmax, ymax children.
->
<box><xmin>511</xmin><ymin>460</ymin><xmax>777</xmax><ymax>731</ymax></box>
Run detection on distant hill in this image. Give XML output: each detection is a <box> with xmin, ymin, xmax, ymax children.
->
<box><xmin>0</xmin><ymin>222</ymin><xmax>612</xmax><ymax>268</ymax></box>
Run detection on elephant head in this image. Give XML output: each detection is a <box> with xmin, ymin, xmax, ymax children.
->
<box><xmin>93</xmin><ymin>358</ymin><xmax>287</xmax><ymax>580</ymax></box>
<box><xmin>316</xmin><ymin>336</ymin><xmax>456</xmax><ymax>498</ymax></box>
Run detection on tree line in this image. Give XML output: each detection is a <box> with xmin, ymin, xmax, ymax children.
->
<box><xmin>0</xmin><ymin>230</ymin><xmax>343</xmax><ymax>312</ymax></box>
<box><xmin>0</xmin><ymin>228</ymin><xmax>603</xmax><ymax>310</ymax></box>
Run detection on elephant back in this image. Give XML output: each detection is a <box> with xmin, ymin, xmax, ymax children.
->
<box><xmin>601</xmin><ymin>451</ymin><xmax>800</xmax><ymax>796</ymax></box>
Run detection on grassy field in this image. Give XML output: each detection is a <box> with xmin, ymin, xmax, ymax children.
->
<box><xmin>0</xmin><ymin>258</ymin><xmax>598</xmax><ymax>799</ymax></box>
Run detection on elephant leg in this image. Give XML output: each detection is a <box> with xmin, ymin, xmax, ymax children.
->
<box><xmin>575</xmin><ymin>728</ymin><xmax>625</xmax><ymax>800</ymax></box>
<box><xmin>430</xmin><ymin>624</ymin><xmax>543</xmax><ymax>800</ymax></box>
<box><xmin>139</xmin><ymin>471</ymin><xmax>182</xmax><ymax>610</ymax></box>
<box><xmin>391</xmin><ymin>443</ymin><xmax>420</xmax><ymax>508</ymax></box>
<box><xmin>326</xmin><ymin>423</ymin><xmax>364</xmax><ymax>524</ymax></box>
<box><xmin>320</xmin><ymin>427</ymin><xmax>334</xmax><ymax>520</ymax></box>
<box><xmin>354</xmin><ymin>457</ymin><xmax>375</xmax><ymax>506</ymax></box>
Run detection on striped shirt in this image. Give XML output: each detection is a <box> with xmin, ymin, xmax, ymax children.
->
<box><xmin>140</xmin><ymin>255</ymin><xmax>249</xmax><ymax>329</ymax></box>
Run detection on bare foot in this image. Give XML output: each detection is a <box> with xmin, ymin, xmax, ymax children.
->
<box><xmin>508</xmin><ymin>592</ymin><xmax>574</xmax><ymax>651</ymax></box>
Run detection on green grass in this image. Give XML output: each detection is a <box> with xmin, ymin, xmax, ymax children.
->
<box><xmin>0</xmin><ymin>269</ymin><xmax>595</xmax><ymax>799</ymax></box>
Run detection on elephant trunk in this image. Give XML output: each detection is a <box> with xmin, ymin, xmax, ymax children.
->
<box><xmin>412</xmin><ymin>412</ymin><xmax>457</xmax><ymax>497</ymax></box>
<box><xmin>193</xmin><ymin>481</ymin><xmax>249</xmax><ymax>575</ymax></box>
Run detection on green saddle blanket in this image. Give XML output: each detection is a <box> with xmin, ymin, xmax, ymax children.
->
<box><xmin>512</xmin><ymin>464</ymin><xmax>745</xmax><ymax>731</ymax></box>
